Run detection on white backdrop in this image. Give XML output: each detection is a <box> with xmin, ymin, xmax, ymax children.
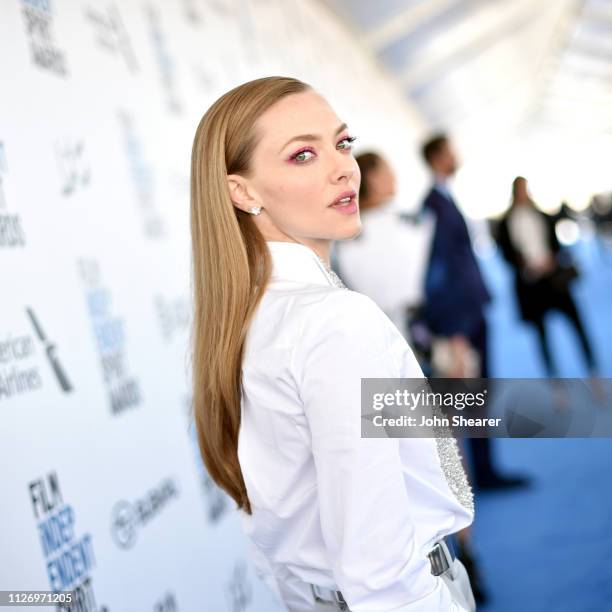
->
<box><xmin>0</xmin><ymin>1</ymin><xmax>427</xmax><ymax>610</ymax></box>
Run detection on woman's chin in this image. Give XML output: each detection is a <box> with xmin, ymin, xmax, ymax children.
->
<box><xmin>333</xmin><ymin>218</ymin><xmax>362</xmax><ymax>241</ymax></box>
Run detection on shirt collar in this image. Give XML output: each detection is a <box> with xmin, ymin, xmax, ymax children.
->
<box><xmin>433</xmin><ymin>178</ymin><xmax>453</xmax><ymax>202</ymax></box>
<box><xmin>266</xmin><ymin>241</ymin><xmax>335</xmax><ymax>287</ymax></box>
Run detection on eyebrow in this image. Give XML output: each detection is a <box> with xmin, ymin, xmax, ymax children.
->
<box><xmin>279</xmin><ymin>123</ymin><xmax>348</xmax><ymax>153</ymax></box>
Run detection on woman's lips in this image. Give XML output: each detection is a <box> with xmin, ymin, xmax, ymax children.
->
<box><xmin>330</xmin><ymin>194</ymin><xmax>358</xmax><ymax>214</ymax></box>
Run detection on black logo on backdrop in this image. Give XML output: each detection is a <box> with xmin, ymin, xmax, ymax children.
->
<box><xmin>20</xmin><ymin>0</ymin><xmax>69</xmax><ymax>77</ymax></box>
<box><xmin>26</xmin><ymin>307</ymin><xmax>73</xmax><ymax>392</ymax></box>
<box><xmin>0</xmin><ymin>141</ymin><xmax>27</xmax><ymax>248</ymax></box>
<box><xmin>84</xmin><ymin>3</ymin><xmax>139</xmax><ymax>73</ymax></box>
<box><xmin>181</xmin><ymin>0</ymin><xmax>232</xmax><ymax>24</ymax></box>
<box><xmin>0</xmin><ymin>322</ymin><xmax>43</xmax><ymax>402</ymax></box>
<box><xmin>78</xmin><ymin>257</ymin><xmax>143</xmax><ymax>415</ymax></box>
<box><xmin>28</xmin><ymin>471</ymin><xmax>109</xmax><ymax>611</ymax></box>
<box><xmin>110</xmin><ymin>501</ymin><xmax>137</xmax><ymax>549</ymax></box>
<box><xmin>145</xmin><ymin>3</ymin><xmax>183</xmax><ymax>114</ymax></box>
<box><xmin>181</xmin><ymin>0</ymin><xmax>203</xmax><ymax>24</ymax></box>
<box><xmin>0</xmin><ymin>142</ymin><xmax>7</xmax><ymax>210</ymax></box>
<box><xmin>153</xmin><ymin>591</ymin><xmax>178</xmax><ymax>612</ymax></box>
<box><xmin>110</xmin><ymin>478</ymin><xmax>180</xmax><ymax>549</ymax></box>
<box><xmin>55</xmin><ymin>140</ymin><xmax>91</xmax><ymax>197</ymax></box>
<box><xmin>116</xmin><ymin>111</ymin><xmax>166</xmax><ymax>239</ymax></box>
<box><xmin>154</xmin><ymin>294</ymin><xmax>190</xmax><ymax>343</ymax></box>
<box><xmin>201</xmin><ymin>470</ymin><xmax>228</xmax><ymax>524</ymax></box>
<box><xmin>225</xmin><ymin>561</ymin><xmax>253</xmax><ymax>612</ymax></box>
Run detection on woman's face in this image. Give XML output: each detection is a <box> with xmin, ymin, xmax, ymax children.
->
<box><xmin>228</xmin><ymin>89</ymin><xmax>361</xmax><ymax>257</ymax></box>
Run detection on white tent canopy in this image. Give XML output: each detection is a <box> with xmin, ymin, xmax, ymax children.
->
<box><xmin>325</xmin><ymin>0</ymin><xmax>612</xmax><ymax>216</ymax></box>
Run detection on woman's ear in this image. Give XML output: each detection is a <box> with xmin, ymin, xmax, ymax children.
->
<box><xmin>227</xmin><ymin>174</ymin><xmax>260</xmax><ymax>213</ymax></box>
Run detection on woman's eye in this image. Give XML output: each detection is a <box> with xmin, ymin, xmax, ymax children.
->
<box><xmin>337</xmin><ymin>135</ymin><xmax>357</xmax><ymax>150</ymax></box>
<box><xmin>293</xmin><ymin>149</ymin><xmax>315</xmax><ymax>163</ymax></box>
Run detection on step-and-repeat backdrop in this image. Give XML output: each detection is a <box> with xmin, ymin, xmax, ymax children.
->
<box><xmin>0</xmin><ymin>1</ymin><xmax>427</xmax><ymax>610</ymax></box>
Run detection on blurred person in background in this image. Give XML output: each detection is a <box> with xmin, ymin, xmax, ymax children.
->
<box><xmin>335</xmin><ymin>150</ymin><xmax>489</xmax><ymax>605</ymax></box>
<box><xmin>496</xmin><ymin>176</ymin><xmax>598</xmax><ymax>378</ymax></box>
<box><xmin>333</xmin><ymin>151</ymin><xmax>434</xmax><ymax>333</ymax></box>
<box><xmin>419</xmin><ymin>133</ymin><xmax>530</xmax><ymax>491</ymax></box>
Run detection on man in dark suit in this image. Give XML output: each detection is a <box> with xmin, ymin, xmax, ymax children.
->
<box><xmin>418</xmin><ymin>135</ymin><xmax>532</xmax><ymax>605</ymax></box>
<box><xmin>420</xmin><ymin>133</ymin><xmax>530</xmax><ymax>490</ymax></box>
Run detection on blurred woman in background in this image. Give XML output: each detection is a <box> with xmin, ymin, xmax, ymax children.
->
<box><xmin>333</xmin><ymin>152</ymin><xmax>433</xmax><ymax>334</ymax></box>
<box><xmin>497</xmin><ymin>176</ymin><xmax>597</xmax><ymax>377</ymax></box>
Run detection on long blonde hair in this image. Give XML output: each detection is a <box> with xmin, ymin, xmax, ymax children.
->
<box><xmin>190</xmin><ymin>76</ymin><xmax>310</xmax><ymax>515</ymax></box>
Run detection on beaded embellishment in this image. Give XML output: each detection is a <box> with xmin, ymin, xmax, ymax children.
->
<box><xmin>431</xmin><ymin>405</ymin><xmax>475</xmax><ymax>514</ymax></box>
<box><xmin>315</xmin><ymin>256</ymin><xmax>347</xmax><ymax>290</ymax></box>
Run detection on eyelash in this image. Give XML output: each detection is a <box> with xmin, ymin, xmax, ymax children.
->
<box><xmin>290</xmin><ymin>135</ymin><xmax>357</xmax><ymax>164</ymax></box>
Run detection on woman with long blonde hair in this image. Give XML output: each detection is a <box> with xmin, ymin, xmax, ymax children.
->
<box><xmin>190</xmin><ymin>76</ymin><xmax>476</xmax><ymax>611</ymax></box>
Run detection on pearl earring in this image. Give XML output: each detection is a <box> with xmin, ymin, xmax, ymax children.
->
<box><xmin>249</xmin><ymin>206</ymin><xmax>262</xmax><ymax>216</ymax></box>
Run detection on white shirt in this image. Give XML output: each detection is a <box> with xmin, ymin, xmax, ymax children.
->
<box><xmin>238</xmin><ymin>241</ymin><xmax>474</xmax><ymax>612</ymax></box>
<box><xmin>507</xmin><ymin>204</ymin><xmax>551</xmax><ymax>268</ymax></box>
<box><xmin>334</xmin><ymin>202</ymin><xmax>434</xmax><ymax>333</ymax></box>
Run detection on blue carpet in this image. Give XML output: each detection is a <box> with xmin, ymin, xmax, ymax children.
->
<box><xmin>472</xmin><ymin>237</ymin><xmax>612</xmax><ymax>611</ymax></box>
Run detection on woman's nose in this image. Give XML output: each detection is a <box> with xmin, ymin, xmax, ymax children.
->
<box><xmin>332</xmin><ymin>153</ymin><xmax>357</xmax><ymax>183</ymax></box>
